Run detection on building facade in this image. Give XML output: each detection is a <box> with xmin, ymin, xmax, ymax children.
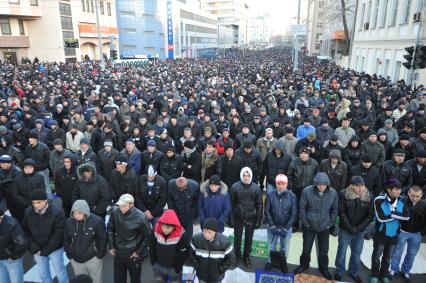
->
<box><xmin>116</xmin><ymin>0</ymin><xmax>165</xmax><ymax>59</ymax></box>
<box><xmin>306</xmin><ymin>0</ymin><xmax>327</xmax><ymax>56</ymax></box>
<box><xmin>247</xmin><ymin>13</ymin><xmax>271</xmax><ymax>44</ymax></box>
<box><xmin>350</xmin><ymin>0</ymin><xmax>426</xmax><ymax>84</ymax></box>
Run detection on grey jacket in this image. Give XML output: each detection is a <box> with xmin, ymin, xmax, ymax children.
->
<box><xmin>299</xmin><ymin>181</ymin><xmax>338</xmax><ymax>232</ymax></box>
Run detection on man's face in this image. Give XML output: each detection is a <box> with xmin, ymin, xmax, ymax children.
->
<box><xmin>119</xmin><ymin>202</ymin><xmax>133</xmax><ymax>214</ymax></box>
<box><xmin>242</xmin><ymin>172</ymin><xmax>251</xmax><ymax>184</ymax></box>
<box><xmin>32</xmin><ymin>200</ymin><xmax>48</xmax><ymax>212</ymax></box>
<box><xmin>416</xmin><ymin>156</ymin><xmax>426</xmax><ymax>165</ymax></box>
<box><xmin>276</xmin><ymin>182</ymin><xmax>287</xmax><ymax>193</ymax></box>
<box><xmin>23</xmin><ymin>165</ymin><xmax>34</xmax><ymax>174</ymax></box>
<box><xmin>408</xmin><ymin>189</ymin><xmax>423</xmax><ymax>205</ymax></box>
<box><xmin>317</xmin><ymin>184</ymin><xmax>327</xmax><ymax>192</ymax></box>
<box><xmin>342</xmin><ymin>120</ymin><xmax>349</xmax><ymax>128</ymax></box>
<box><xmin>244</xmin><ymin>147</ymin><xmax>252</xmax><ymax>154</ymax></box>
<box><xmin>330</xmin><ymin>157</ymin><xmax>339</xmax><ymax>165</ymax></box>
<box><xmin>206</xmin><ymin>144</ymin><xmax>214</xmax><ymax>154</ymax></box>
<box><xmin>352</xmin><ymin>184</ymin><xmax>364</xmax><ymax>195</ymax></box>
<box><xmin>242</xmin><ymin>128</ymin><xmax>249</xmax><ymax>134</ymax></box>
<box><xmin>394</xmin><ymin>155</ymin><xmax>405</xmax><ymax>164</ymax></box>
<box><xmin>368</xmin><ymin>135</ymin><xmax>377</xmax><ymax>143</ymax></box>
<box><xmin>63</xmin><ymin>158</ymin><xmax>72</xmax><ymax>169</ymax></box>
<box><xmin>265</xmin><ymin>131</ymin><xmax>273</xmax><ymax>139</ymax></box>
<box><xmin>126</xmin><ymin>142</ymin><xmax>135</xmax><ymax>152</ymax></box>
<box><xmin>147</xmin><ymin>145</ymin><xmax>155</xmax><ymax>153</ymax></box>
<box><xmin>28</xmin><ymin>137</ymin><xmax>37</xmax><ymax>145</ymax></box>
<box><xmin>116</xmin><ymin>163</ymin><xmax>126</xmax><ymax>173</ymax></box>
<box><xmin>225</xmin><ymin>148</ymin><xmax>234</xmax><ymax>157</ymax></box>
<box><xmin>387</xmin><ymin>187</ymin><xmax>401</xmax><ymax>198</ymax></box>
<box><xmin>209</xmin><ymin>184</ymin><xmax>219</xmax><ymax>193</ymax></box>
<box><xmin>166</xmin><ymin>151</ymin><xmax>174</xmax><ymax>158</ymax></box>
<box><xmin>73</xmin><ymin>211</ymin><xmax>86</xmax><ymax>221</ymax></box>
<box><xmin>203</xmin><ymin>229</ymin><xmax>216</xmax><ymax>241</ymax></box>
<box><xmin>80</xmin><ymin>143</ymin><xmax>89</xmax><ymax>151</ymax></box>
<box><xmin>54</xmin><ymin>144</ymin><xmax>63</xmax><ymax>151</ymax></box>
<box><xmin>83</xmin><ymin>170</ymin><xmax>92</xmax><ymax>180</ymax></box>
<box><xmin>299</xmin><ymin>152</ymin><xmax>309</xmax><ymax>161</ymax></box>
<box><xmin>362</xmin><ymin>161</ymin><xmax>372</xmax><ymax>168</ymax></box>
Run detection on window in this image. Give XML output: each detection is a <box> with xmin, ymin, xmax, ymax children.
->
<box><xmin>315</xmin><ymin>44</ymin><xmax>320</xmax><ymax>50</ymax></box>
<box><xmin>0</xmin><ymin>18</ymin><xmax>11</xmax><ymax>35</ymax></box>
<box><xmin>401</xmin><ymin>0</ymin><xmax>411</xmax><ymax>24</ymax></box>
<box><xmin>318</xmin><ymin>1</ymin><xmax>325</xmax><ymax>8</ymax></box>
<box><xmin>317</xmin><ymin>23</ymin><xmax>323</xmax><ymax>29</ymax></box>
<box><xmin>316</xmin><ymin>33</ymin><xmax>322</xmax><ymax>40</ymax></box>
<box><xmin>380</xmin><ymin>0</ymin><xmax>388</xmax><ymax>27</ymax></box>
<box><xmin>30</xmin><ymin>0</ymin><xmax>38</xmax><ymax>5</ymax></box>
<box><xmin>18</xmin><ymin>19</ymin><xmax>25</xmax><ymax>35</ymax></box>
<box><xmin>371</xmin><ymin>0</ymin><xmax>379</xmax><ymax>28</ymax></box>
<box><xmin>61</xmin><ymin>16</ymin><xmax>73</xmax><ymax>30</ymax></box>
<box><xmin>389</xmin><ymin>0</ymin><xmax>398</xmax><ymax>26</ymax></box>
<box><xmin>107</xmin><ymin>3</ymin><xmax>111</xmax><ymax>16</ymax></box>
<box><xmin>90</xmin><ymin>0</ymin><xmax>94</xmax><ymax>13</ymax></box>
<box><xmin>366</xmin><ymin>0</ymin><xmax>372</xmax><ymax>23</ymax></box>
<box><xmin>100</xmin><ymin>1</ymin><xmax>104</xmax><ymax>15</ymax></box>
<box><xmin>318</xmin><ymin>12</ymin><xmax>324</xmax><ymax>18</ymax></box>
<box><xmin>81</xmin><ymin>0</ymin><xmax>85</xmax><ymax>11</ymax></box>
<box><xmin>360</xmin><ymin>3</ymin><xmax>365</xmax><ymax>30</ymax></box>
<box><xmin>59</xmin><ymin>3</ymin><xmax>72</xmax><ymax>16</ymax></box>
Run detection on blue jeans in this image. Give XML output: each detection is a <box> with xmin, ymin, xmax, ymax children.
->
<box><xmin>34</xmin><ymin>248</ymin><xmax>68</xmax><ymax>283</ymax></box>
<box><xmin>0</xmin><ymin>258</ymin><xmax>23</xmax><ymax>283</ymax></box>
<box><xmin>335</xmin><ymin>228</ymin><xmax>365</xmax><ymax>276</ymax></box>
<box><xmin>267</xmin><ymin>228</ymin><xmax>292</xmax><ymax>263</ymax></box>
<box><xmin>391</xmin><ymin>230</ymin><xmax>423</xmax><ymax>274</ymax></box>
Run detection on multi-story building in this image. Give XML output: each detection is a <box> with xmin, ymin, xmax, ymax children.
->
<box><xmin>0</xmin><ymin>0</ymin><xmax>41</xmax><ymax>63</ymax></box>
<box><xmin>0</xmin><ymin>0</ymin><xmax>118</xmax><ymax>63</ymax></box>
<box><xmin>200</xmin><ymin>0</ymin><xmax>250</xmax><ymax>47</ymax></box>
<box><xmin>247</xmin><ymin>13</ymin><xmax>271</xmax><ymax>44</ymax></box>
<box><xmin>350</xmin><ymin>0</ymin><xmax>426</xmax><ymax>84</ymax></box>
<box><xmin>116</xmin><ymin>0</ymin><xmax>165</xmax><ymax>59</ymax></box>
<box><xmin>306</xmin><ymin>0</ymin><xmax>327</xmax><ymax>56</ymax></box>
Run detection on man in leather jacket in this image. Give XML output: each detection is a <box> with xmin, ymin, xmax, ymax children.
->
<box><xmin>107</xmin><ymin>194</ymin><xmax>151</xmax><ymax>283</ymax></box>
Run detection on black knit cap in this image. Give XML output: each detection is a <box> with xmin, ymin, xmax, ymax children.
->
<box><xmin>203</xmin><ymin>218</ymin><xmax>218</xmax><ymax>232</ymax></box>
<box><xmin>30</xmin><ymin>189</ymin><xmax>47</xmax><ymax>201</ymax></box>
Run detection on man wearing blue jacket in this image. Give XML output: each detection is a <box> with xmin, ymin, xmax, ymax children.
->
<box><xmin>198</xmin><ymin>175</ymin><xmax>231</xmax><ymax>233</ymax></box>
<box><xmin>264</xmin><ymin>174</ymin><xmax>297</xmax><ymax>273</ymax></box>
<box><xmin>370</xmin><ymin>179</ymin><xmax>410</xmax><ymax>283</ymax></box>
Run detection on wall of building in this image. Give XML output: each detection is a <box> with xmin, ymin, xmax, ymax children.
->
<box><xmin>306</xmin><ymin>0</ymin><xmax>326</xmax><ymax>56</ymax></box>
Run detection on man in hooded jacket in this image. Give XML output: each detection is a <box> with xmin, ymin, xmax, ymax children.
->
<box><xmin>263</xmin><ymin>140</ymin><xmax>292</xmax><ymax>193</ymax></box>
<box><xmin>54</xmin><ymin>154</ymin><xmax>78</xmax><ymax>215</ymax></box>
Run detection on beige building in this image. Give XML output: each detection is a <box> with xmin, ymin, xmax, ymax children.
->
<box><xmin>0</xmin><ymin>0</ymin><xmax>118</xmax><ymax>63</ymax></box>
<box><xmin>306</xmin><ymin>0</ymin><xmax>327</xmax><ymax>56</ymax></box>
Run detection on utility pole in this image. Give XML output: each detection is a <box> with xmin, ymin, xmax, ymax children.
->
<box><xmin>95</xmin><ymin>0</ymin><xmax>104</xmax><ymax>69</ymax></box>
<box><xmin>293</xmin><ymin>0</ymin><xmax>301</xmax><ymax>72</ymax></box>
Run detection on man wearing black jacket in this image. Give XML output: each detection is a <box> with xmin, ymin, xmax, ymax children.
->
<box><xmin>54</xmin><ymin>154</ymin><xmax>78</xmax><ymax>216</ymax></box>
<box><xmin>23</xmin><ymin>190</ymin><xmax>68</xmax><ymax>283</ymax></box>
<box><xmin>220</xmin><ymin>144</ymin><xmax>242</xmax><ymax>188</ymax></box>
<box><xmin>110</xmin><ymin>155</ymin><xmax>138</xmax><ymax>202</ymax></box>
<box><xmin>24</xmin><ymin>132</ymin><xmax>50</xmax><ymax>195</ymax></box>
<box><xmin>0</xmin><ymin>155</ymin><xmax>21</xmax><ymax>216</ymax></box>
<box><xmin>181</xmin><ymin>140</ymin><xmax>201</xmax><ymax>183</ymax></box>
<box><xmin>64</xmin><ymin>200</ymin><xmax>107</xmax><ymax>283</ymax></box>
<box><xmin>0</xmin><ymin>209</ymin><xmax>27</xmax><ymax>283</ymax></box>
<box><xmin>108</xmin><ymin>194</ymin><xmax>151</xmax><ymax>283</ymax></box>
<box><xmin>349</xmin><ymin>155</ymin><xmax>382</xmax><ymax>196</ymax></box>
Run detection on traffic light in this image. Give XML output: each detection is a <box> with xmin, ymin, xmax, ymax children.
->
<box><xmin>414</xmin><ymin>45</ymin><xmax>426</xmax><ymax>69</ymax></box>
<box><xmin>402</xmin><ymin>46</ymin><xmax>415</xmax><ymax>69</ymax></box>
<box><xmin>110</xmin><ymin>49</ymin><xmax>117</xmax><ymax>60</ymax></box>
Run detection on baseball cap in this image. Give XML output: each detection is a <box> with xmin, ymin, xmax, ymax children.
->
<box><xmin>116</xmin><ymin>194</ymin><xmax>134</xmax><ymax>206</ymax></box>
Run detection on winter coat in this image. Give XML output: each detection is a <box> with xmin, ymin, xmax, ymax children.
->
<box><xmin>75</xmin><ymin>148</ymin><xmax>97</xmax><ymax>167</ymax></box>
<box><xmin>379</xmin><ymin>127</ymin><xmax>399</xmax><ymax>147</ymax></box>
<box><xmin>229</xmin><ymin>168</ymin><xmax>263</xmax><ymax>224</ymax></box>
<box><xmin>189</xmin><ymin>231</ymin><xmax>234</xmax><ymax>283</ymax></box>
<box><xmin>72</xmin><ymin>163</ymin><xmax>111</xmax><ymax>218</ymax></box>
<box><xmin>182</xmin><ymin>150</ymin><xmax>202</xmax><ymax>183</ymax></box>
<box><xmin>140</xmin><ymin>149</ymin><xmax>163</xmax><ymax>175</ymax></box>
<box><xmin>374</xmin><ymin>194</ymin><xmax>410</xmax><ymax>239</ymax></box>
<box><xmin>319</xmin><ymin>150</ymin><xmax>348</xmax><ymax>192</ymax></box>
<box><xmin>107</xmin><ymin>206</ymin><xmax>150</xmax><ymax>258</ymax></box>
<box><xmin>24</xmin><ymin>142</ymin><xmax>50</xmax><ymax>171</ymax></box>
<box><xmin>316</xmin><ymin>126</ymin><xmax>334</xmax><ymax>145</ymax></box>
<box><xmin>343</xmin><ymin>135</ymin><xmax>362</xmax><ymax>169</ymax></box>
<box><xmin>198</xmin><ymin>181</ymin><xmax>231</xmax><ymax>233</ymax></box>
<box><xmin>159</xmin><ymin>153</ymin><xmax>184</xmax><ymax>182</ymax></box>
<box><xmin>382</xmin><ymin>160</ymin><xmax>413</xmax><ymax>193</ymax></box>
<box><xmin>97</xmin><ymin>148</ymin><xmax>119</xmax><ymax>182</ymax></box>
<box><xmin>167</xmin><ymin>178</ymin><xmax>200</xmax><ymax>224</ymax></box>
<box><xmin>1</xmin><ymin>136</ymin><xmax>24</xmax><ymax>166</ymax></box>
<box><xmin>49</xmin><ymin>149</ymin><xmax>72</xmax><ymax>175</ymax></box>
<box><xmin>149</xmin><ymin>210</ymin><xmax>189</xmax><ymax>270</ymax></box>
<box><xmin>54</xmin><ymin>156</ymin><xmax>78</xmax><ymax>215</ymax></box>
<box><xmin>295</xmin><ymin>138</ymin><xmax>325</xmax><ymax>162</ymax></box>
<box><xmin>338</xmin><ymin>187</ymin><xmax>374</xmax><ymax>234</ymax></box>
<box><xmin>334</xmin><ymin>126</ymin><xmax>356</xmax><ymax>147</ymax></box>
<box><xmin>361</xmin><ymin>140</ymin><xmax>386</xmax><ymax>168</ymax></box>
<box><xmin>235</xmin><ymin>133</ymin><xmax>257</xmax><ymax>149</ymax></box>
<box><xmin>235</xmin><ymin>147</ymin><xmax>262</xmax><ymax>183</ymax></box>
<box><xmin>287</xmin><ymin>157</ymin><xmax>319</xmax><ymax>196</ymax></box>
<box><xmin>256</xmin><ymin>137</ymin><xmax>278</xmax><ymax>162</ymax></box>
<box><xmin>0</xmin><ymin>215</ymin><xmax>27</xmax><ymax>260</ymax></box>
<box><xmin>263</xmin><ymin>141</ymin><xmax>292</xmax><ymax>185</ymax></box>
<box><xmin>220</xmin><ymin>154</ymin><xmax>243</xmax><ymax>188</ymax></box>
<box><xmin>135</xmin><ymin>174</ymin><xmax>167</xmax><ymax>217</ymax></box>
<box><xmin>110</xmin><ymin>167</ymin><xmax>138</xmax><ymax>202</ymax></box>
<box><xmin>65</xmin><ymin>131</ymin><xmax>85</xmax><ymax>152</ymax></box>
<box><xmin>410</xmin><ymin>137</ymin><xmax>426</xmax><ymax>157</ymax></box>
<box><xmin>0</xmin><ymin>164</ymin><xmax>21</xmax><ymax>202</ymax></box>
<box><xmin>23</xmin><ymin>201</ymin><xmax>65</xmax><ymax>256</ymax></box>
<box><xmin>201</xmin><ymin>150</ymin><xmax>222</xmax><ymax>183</ymax></box>
<box><xmin>349</xmin><ymin>164</ymin><xmax>383</xmax><ymax>196</ymax></box>
<box><xmin>279</xmin><ymin>136</ymin><xmax>299</xmax><ymax>158</ymax></box>
<box><xmin>120</xmin><ymin>147</ymin><xmax>142</xmax><ymax>175</ymax></box>
<box><xmin>63</xmin><ymin>200</ymin><xmax>107</xmax><ymax>263</ymax></box>
<box><xmin>45</xmin><ymin>128</ymin><xmax>66</xmax><ymax>149</ymax></box>
<box><xmin>406</xmin><ymin>159</ymin><xmax>426</xmax><ymax>192</ymax></box>
<box><xmin>265</xmin><ymin>189</ymin><xmax>297</xmax><ymax>230</ymax></box>
<box><xmin>400</xmin><ymin>198</ymin><xmax>426</xmax><ymax>234</ymax></box>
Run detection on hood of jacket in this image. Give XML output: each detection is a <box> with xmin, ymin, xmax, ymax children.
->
<box><xmin>240</xmin><ymin>166</ymin><xmax>253</xmax><ymax>184</ymax></box>
<box><xmin>272</xmin><ymin>140</ymin><xmax>285</xmax><ymax>154</ymax></box>
<box><xmin>200</xmin><ymin>180</ymin><xmax>228</xmax><ymax>197</ymax></box>
<box><xmin>329</xmin><ymin>149</ymin><xmax>341</xmax><ymax>161</ymax></box>
<box><xmin>313</xmin><ymin>172</ymin><xmax>330</xmax><ymax>186</ymax></box>
<box><xmin>378</xmin><ymin>128</ymin><xmax>387</xmax><ymax>136</ymax></box>
<box><xmin>348</xmin><ymin>135</ymin><xmax>360</xmax><ymax>149</ymax></box>
<box><xmin>154</xmin><ymin>209</ymin><xmax>184</xmax><ymax>243</ymax></box>
<box><xmin>1</xmin><ymin>135</ymin><xmax>13</xmax><ymax>148</ymax></box>
<box><xmin>71</xmin><ymin>199</ymin><xmax>91</xmax><ymax>217</ymax></box>
<box><xmin>77</xmin><ymin>162</ymin><xmax>97</xmax><ymax>182</ymax></box>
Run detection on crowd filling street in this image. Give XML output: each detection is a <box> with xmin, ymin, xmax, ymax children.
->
<box><xmin>0</xmin><ymin>48</ymin><xmax>425</xmax><ymax>283</ymax></box>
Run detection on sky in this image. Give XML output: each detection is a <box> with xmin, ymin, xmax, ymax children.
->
<box><xmin>248</xmin><ymin>0</ymin><xmax>308</xmax><ymax>35</ymax></box>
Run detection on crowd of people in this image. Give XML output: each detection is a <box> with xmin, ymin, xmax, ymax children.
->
<box><xmin>0</xmin><ymin>48</ymin><xmax>425</xmax><ymax>283</ymax></box>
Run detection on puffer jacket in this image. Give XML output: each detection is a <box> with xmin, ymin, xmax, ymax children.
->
<box><xmin>287</xmin><ymin>157</ymin><xmax>319</xmax><ymax>196</ymax></box>
<box><xmin>0</xmin><ymin>215</ymin><xmax>27</xmax><ymax>260</ymax></box>
<box><xmin>107</xmin><ymin>206</ymin><xmax>150</xmax><ymax>258</ymax></box>
<box><xmin>299</xmin><ymin>173</ymin><xmax>338</xmax><ymax>232</ymax></box>
<box><xmin>72</xmin><ymin>163</ymin><xmax>111</xmax><ymax>218</ymax></box>
<box><xmin>265</xmin><ymin>189</ymin><xmax>297</xmax><ymax>230</ymax></box>
<box><xmin>189</xmin><ymin>231</ymin><xmax>235</xmax><ymax>283</ymax></box>
<box><xmin>167</xmin><ymin>178</ymin><xmax>200</xmax><ymax>224</ymax></box>
<box><xmin>361</xmin><ymin>140</ymin><xmax>385</xmax><ymax>168</ymax></box>
<box><xmin>338</xmin><ymin>187</ymin><xmax>374</xmax><ymax>234</ymax></box>
<box><xmin>198</xmin><ymin>181</ymin><xmax>232</xmax><ymax>232</ymax></box>
<box><xmin>319</xmin><ymin>149</ymin><xmax>348</xmax><ymax>192</ymax></box>
<box><xmin>110</xmin><ymin>167</ymin><xmax>138</xmax><ymax>202</ymax></box>
<box><xmin>23</xmin><ymin>201</ymin><xmax>65</xmax><ymax>256</ymax></box>
<box><xmin>343</xmin><ymin>135</ymin><xmax>362</xmax><ymax>168</ymax></box>
<box><xmin>229</xmin><ymin>167</ymin><xmax>263</xmax><ymax>224</ymax></box>
<box><xmin>63</xmin><ymin>200</ymin><xmax>107</xmax><ymax>263</ymax></box>
<box><xmin>135</xmin><ymin>174</ymin><xmax>167</xmax><ymax>217</ymax></box>
<box><xmin>382</xmin><ymin>160</ymin><xmax>413</xmax><ymax>194</ymax></box>
<box><xmin>24</xmin><ymin>142</ymin><xmax>50</xmax><ymax>171</ymax></box>
<box><xmin>263</xmin><ymin>140</ymin><xmax>292</xmax><ymax>185</ymax></box>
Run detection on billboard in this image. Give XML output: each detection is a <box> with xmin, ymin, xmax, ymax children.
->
<box><xmin>167</xmin><ymin>1</ymin><xmax>174</xmax><ymax>59</ymax></box>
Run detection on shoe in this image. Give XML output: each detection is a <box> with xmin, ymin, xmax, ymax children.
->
<box><xmin>264</xmin><ymin>263</ymin><xmax>272</xmax><ymax>271</ymax></box>
<box><xmin>334</xmin><ymin>273</ymin><xmax>342</xmax><ymax>281</ymax></box>
<box><xmin>319</xmin><ymin>268</ymin><xmax>332</xmax><ymax>280</ymax></box>
<box><xmin>280</xmin><ymin>261</ymin><xmax>288</xmax><ymax>274</ymax></box>
<box><xmin>243</xmin><ymin>257</ymin><xmax>252</xmax><ymax>268</ymax></box>
<box><xmin>369</xmin><ymin>277</ymin><xmax>378</xmax><ymax>283</ymax></box>
<box><xmin>349</xmin><ymin>274</ymin><xmax>363</xmax><ymax>283</ymax></box>
<box><xmin>293</xmin><ymin>265</ymin><xmax>308</xmax><ymax>274</ymax></box>
<box><xmin>400</xmin><ymin>272</ymin><xmax>410</xmax><ymax>279</ymax></box>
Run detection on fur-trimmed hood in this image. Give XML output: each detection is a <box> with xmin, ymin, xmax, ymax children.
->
<box><xmin>200</xmin><ymin>180</ymin><xmax>229</xmax><ymax>197</ymax></box>
<box><xmin>77</xmin><ymin>162</ymin><xmax>97</xmax><ymax>182</ymax></box>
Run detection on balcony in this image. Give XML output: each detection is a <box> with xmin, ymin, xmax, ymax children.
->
<box><xmin>0</xmin><ymin>0</ymin><xmax>42</xmax><ymax>18</ymax></box>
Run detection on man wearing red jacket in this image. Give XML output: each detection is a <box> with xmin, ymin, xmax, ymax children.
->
<box><xmin>216</xmin><ymin>128</ymin><xmax>234</xmax><ymax>155</ymax></box>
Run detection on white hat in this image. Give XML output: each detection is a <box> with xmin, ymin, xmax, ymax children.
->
<box><xmin>116</xmin><ymin>194</ymin><xmax>134</xmax><ymax>206</ymax></box>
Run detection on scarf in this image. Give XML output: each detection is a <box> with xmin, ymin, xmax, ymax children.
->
<box><xmin>201</xmin><ymin>150</ymin><xmax>215</xmax><ymax>183</ymax></box>
<box><xmin>183</xmin><ymin>147</ymin><xmax>196</xmax><ymax>159</ymax></box>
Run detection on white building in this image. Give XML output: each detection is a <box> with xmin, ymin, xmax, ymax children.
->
<box><xmin>350</xmin><ymin>0</ymin><xmax>426</xmax><ymax>84</ymax></box>
<box><xmin>306</xmin><ymin>0</ymin><xmax>327</xmax><ymax>56</ymax></box>
<box><xmin>247</xmin><ymin>13</ymin><xmax>271</xmax><ymax>44</ymax></box>
<box><xmin>200</xmin><ymin>0</ymin><xmax>250</xmax><ymax>47</ymax></box>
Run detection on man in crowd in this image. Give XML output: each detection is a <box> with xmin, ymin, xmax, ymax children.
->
<box><xmin>110</xmin><ymin>155</ymin><xmax>138</xmax><ymax>202</ymax></box>
<box><xmin>0</xmin><ymin>155</ymin><xmax>21</xmax><ymax>214</ymax></box>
